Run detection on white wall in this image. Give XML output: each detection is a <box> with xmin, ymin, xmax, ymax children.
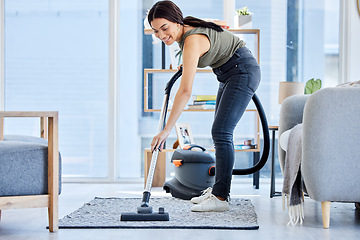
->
<box><xmin>339</xmin><ymin>0</ymin><xmax>360</xmax><ymax>83</ymax></box>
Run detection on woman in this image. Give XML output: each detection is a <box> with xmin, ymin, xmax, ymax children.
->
<box><xmin>149</xmin><ymin>0</ymin><xmax>260</xmax><ymax>212</ymax></box>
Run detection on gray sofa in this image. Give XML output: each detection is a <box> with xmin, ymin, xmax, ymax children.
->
<box><xmin>278</xmin><ymin>87</ymin><xmax>360</xmax><ymax>228</ymax></box>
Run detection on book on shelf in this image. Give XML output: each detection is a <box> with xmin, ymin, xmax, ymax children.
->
<box><xmin>192</xmin><ymin>95</ymin><xmax>217</xmax><ymax>101</ymax></box>
<box><xmin>193</xmin><ymin>100</ymin><xmax>216</xmax><ymax>105</ymax></box>
<box><xmin>188</xmin><ymin>104</ymin><xmax>215</xmax><ymax>110</ymax></box>
<box><xmin>234</xmin><ymin>144</ymin><xmax>257</xmax><ymax>150</ymax></box>
<box><xmin>189</xmin><ymin>95</ymin><xmax>217</xmax><ymax>110</ymax></box>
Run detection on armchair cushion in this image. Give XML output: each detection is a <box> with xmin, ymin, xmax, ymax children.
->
<box><xmin>0</xmin><ymin>135</ymin><xmax>62</xmax><ymax>197</ymax></box>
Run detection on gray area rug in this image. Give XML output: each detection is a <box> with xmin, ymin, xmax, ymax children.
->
<box><xmin>59</xmin><ymin>197</ymin><xmax>259</xmax><ymax>230</ymax></box>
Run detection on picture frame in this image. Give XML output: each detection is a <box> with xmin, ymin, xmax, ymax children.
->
<box><xmin>175</xmin><ymin>122</ymin><xmax>195</xmax><ymax>149</ymax></box>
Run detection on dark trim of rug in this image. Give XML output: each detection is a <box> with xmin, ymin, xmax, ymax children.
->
<box><xmin>54</xmin><ymin>225</ymin><xmax>259</xmax><ymax>230</ymax></box>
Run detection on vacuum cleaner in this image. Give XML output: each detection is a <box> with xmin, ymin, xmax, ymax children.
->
<box><xmin>120</xmin><ymin>68</ymin><xmax>183</xmax><ymax>221</ymax></box>
<box><xmin>163</xmin><ymin>144</ymin><xmax>216</xmax><ymax>200</ymax></box>
<box><xmin>164</xmin><ymin>84</ymin><xmax>270</xmax><ymax>200</ymax></box>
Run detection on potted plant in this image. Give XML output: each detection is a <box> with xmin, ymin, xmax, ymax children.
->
<box><xmin>304</xmin><ymin>78</ymin><xmax>322</xmax><ymax>94</ymax></box>
<box><xmin>235</xmin><ymin>6</ymin><xmax>253</xmax><ymax>29</ymax></box>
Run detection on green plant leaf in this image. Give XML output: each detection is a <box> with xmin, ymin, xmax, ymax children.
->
<box><xmin>236</xmin><ymin>6</ymin><xmax>253</xmax><ymax>16</ymax></box>
<box><xmin>304</xmin><ymin>78</ymin><xmax>322</xmax><ymax>94</ymax></box>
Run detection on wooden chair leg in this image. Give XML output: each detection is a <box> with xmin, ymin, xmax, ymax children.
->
<box><xmin>0</xmin><ymin>210</ymin><xmax>2</xmax><ymax>221</ymax></box>
<box><xmin>48</xmin><ymin>116</ymin><xmax>59</xmax><ymax>232</ymax></box>
<box><xmin>321</xmin><ymin>201</ymin><xmax>331</xmax><ymax>229</ymax></box>
<box><xmin>48</xmin><ymin>205</ymin><xmax>58</xmax><ymax>232</ymax></box>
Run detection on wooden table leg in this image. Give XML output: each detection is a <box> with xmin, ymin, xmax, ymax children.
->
<box><xmin>144</xmin><ymin>150</ymin><xmax>166</xmax><ymax>188</ymax></box>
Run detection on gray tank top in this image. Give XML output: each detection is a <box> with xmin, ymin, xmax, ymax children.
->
<box><xmin>178</xmin><ymin>27</ymin><xmax>245</xmax><ymax>68</ymax></box>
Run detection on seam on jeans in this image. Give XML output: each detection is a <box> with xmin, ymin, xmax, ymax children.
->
<box><xmin>213</xmin><ymin>77</ymin><xmax>243</xmax><ymax>198</ymax></box>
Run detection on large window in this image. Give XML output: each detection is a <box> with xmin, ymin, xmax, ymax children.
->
<box><xmin>4</xmin><ymin>0</ymin><xmax>109</xmax><ymax>178</ymax></box>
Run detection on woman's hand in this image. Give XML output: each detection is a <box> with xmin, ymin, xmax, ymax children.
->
<box><xmin>151</xmin><ymin>129</ymin><xmax>171</xmax><ymax>152</ymax></box>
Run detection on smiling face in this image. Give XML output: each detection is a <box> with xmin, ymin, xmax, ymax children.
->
<box><xmin>151</xmin><ymin>18</ymin><xmax>182</xmax><ymax>45</ymax></box>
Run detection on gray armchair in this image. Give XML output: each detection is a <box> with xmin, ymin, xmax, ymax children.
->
<box><xmin>278</xmin><ymin>87</ymin><xmax>360</xmax><ymax>228</ymax></box>
<box><xmin>0</xmin><ymin>111</ymin><xmax>61</xmax><ymax>232</ymax></box>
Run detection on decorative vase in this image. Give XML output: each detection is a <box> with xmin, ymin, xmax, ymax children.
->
<box><xmin>236</xmin><ymin>15</ymin><xmax>252</xmax><ymax>29</ymax></box>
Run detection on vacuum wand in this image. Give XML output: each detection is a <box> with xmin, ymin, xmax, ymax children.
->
<box><xmin>120</xmin><ymin>68</ymin><xmax>183</xmax><ymax>221</ymax></box>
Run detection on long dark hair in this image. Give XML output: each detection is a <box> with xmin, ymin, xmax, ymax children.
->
<box><xmin>148</xmin><ymin>0</ymin><xmax>223</xmax><ymax>32</ymax></box>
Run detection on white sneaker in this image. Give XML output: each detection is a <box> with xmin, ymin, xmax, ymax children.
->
<box><xmin>190</xmin><ymin>194</ymin><xmax>230</xmax><ymax>212</ymax></box>
<box><xmin>191</xmin><ymin>187</ymin><xmax>213</xmax><ymax>204</ymax></box>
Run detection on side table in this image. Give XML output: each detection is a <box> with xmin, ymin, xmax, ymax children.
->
<box><xmin>269</xmin><ymin>126</ymin><xmax>282</xmax><ymax>198</ymax></box>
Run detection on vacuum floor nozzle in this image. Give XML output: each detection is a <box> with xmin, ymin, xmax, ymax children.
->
<box><xmin>120</xmin><ymin>207</ymin><xmax>169</xmax><ymax>221</ymax></box>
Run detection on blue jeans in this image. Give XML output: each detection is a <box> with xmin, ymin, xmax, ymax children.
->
<box><xmin>211</xmin><ymin>47</ymin><xmax>261</xmax><ymax>198</ymax></box>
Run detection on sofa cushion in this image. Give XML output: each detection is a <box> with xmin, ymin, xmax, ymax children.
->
<box><xmin>0</xmin><ymin>135</ymin><xmax>62</xmax><ymax>197</ymax></box>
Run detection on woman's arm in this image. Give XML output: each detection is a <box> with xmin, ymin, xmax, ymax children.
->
<box><xmin>151</xmin><ymin>34</ymin><xmax>210</xmax><ymax>151</ymax></box>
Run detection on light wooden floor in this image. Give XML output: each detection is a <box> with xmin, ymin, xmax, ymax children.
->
<box><xmin>1</xmin><ymin>179</ymin><xmax>360</xmax><ymax>240</ymax></box>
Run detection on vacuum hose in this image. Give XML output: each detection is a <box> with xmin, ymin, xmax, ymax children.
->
<box><xmin>232</xmin><ymin>93</ymin><xmax>270</xmax><ymax>175</ymax></box>
<box><xmin>165</xmin><ymin>68</ymin><xmax>270</xmax><ymax>176</ymax></box>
